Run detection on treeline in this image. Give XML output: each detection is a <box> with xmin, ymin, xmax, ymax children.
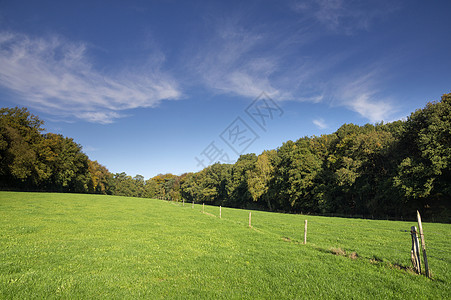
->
<box><xmin>1</xmin><ymin>93</ymin><xmax>450</xmax><ymax>221</ymax></box>
<box><xmin>0</xmin><ymin>107</ymin><xmax>114</xmax><ymax>193</ymax></box>
<box><xmin>163</xmin><ymin>94</ymin><xmax>451</xmax><ymax>221</ymax></box>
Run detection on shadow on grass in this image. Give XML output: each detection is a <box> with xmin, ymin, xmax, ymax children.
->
<box><xmin>304</xmin><ymin>244</ymin><xmax>440</xmax><ymax>279</ymax></box>
<box><xmin>278</xmin><ymin>236</ymin><xmax>443</xmax><ymax>281</ymax></box>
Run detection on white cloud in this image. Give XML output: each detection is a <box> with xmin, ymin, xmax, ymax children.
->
<box><xmin>335</xmin><ymin>71</ymin><xmax>396</xmax><ymax>122</ymax></box>
<box><xmin>344</xmin><ymin>93</ymin><xmax>394</xmax><ymax>123</ymax></box>
<box><xmin>186</xmin><ymin>13</ymin><xmax>358</xmax><ymax>105</ymax></box>
<box><xmin>184</xmin><ymin>14</ymin><xmax>398</xmax><ymax>126</ymax></box>
<box><xmin>313</xmin><ymin>118</ymin><xmax>328</xmax><ymax>129</ymax></box>
<box><xmin>0</xmin><ymin>32</ymin><xmax>181</xmax><ymax>124</ymax></box>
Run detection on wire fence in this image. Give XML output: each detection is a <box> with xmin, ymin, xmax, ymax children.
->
<box><xmin>167</xmin><ymin>199</ymin><xmax>450</xmax><ymax>272</ymax></box>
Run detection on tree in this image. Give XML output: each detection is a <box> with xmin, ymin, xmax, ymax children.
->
<box><xmin>180</xmin><ymin>172</ymin><xmax>200</xmax><ymax>203</ymax></box>
<box><xmin>227</xmin><ymin>154</ymin><xmax>257</xmax><ymax>208</ymax></box>
<box><xmin>0</xmin><ymin>107</ymin><xmax>92</xmax><ymax>192</ymax></box>
<box><xmin>195</xmin><ymin>163</ymin><xmax>231</xmax><ymax>205</ymax></box>
<box><xmin>3</xmin><ymin>93</ymin><xmax>448</xmax><ymax>222</ymax></box>
<box><xmin>0</xmin><ymin>107</ymin><xmax>45</xmax><ymax>188</ymax></box>
<box><xmin>394</xmin><ymin>93</ymin><xmax>451</xmax><ymax>217</ymax></box>
<box><xmin>272</xmin><ymin>139</ymin><xmax>322</xmax><ymax>213</ymax></box>
<box><xmin>113</xmin><ymin>172</ymin><xmax>135</xmax><ymax>196</ymax></box>
<box><xmin>88</xmin><ymin>160</ymin><xmax>114</xmax><ymax>194</ymax></box>
<box><xmin>246</xmin><ymin>150</ymin><xmax>276</xmax><ymax>210</ymax></box>
<box><xmin>41</xmin><ymin>133</ymin><xmax>91</xmax><ymax>192</ymax></box>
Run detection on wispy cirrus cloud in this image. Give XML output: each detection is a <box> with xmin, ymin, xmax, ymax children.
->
<box><xmin>291</xmin><ymin>0</ymin><xmax>397</xmax><ymax>34</ymax></box>
<box><xmin>0</xmin><ymin>2</ymin><xmax>401</xmax><ymax>125</ymax></box>
<box><xmin>188</xmin><ymin>18</ymin><xmax>282</xmax><ymax>99</ymax></box>
<box><xmin>333</xmin><ymin>70</ymin><xmax>397</xmax><ymax>122</ymax></box>
<box><xmin>186</xmin><ymin>15</ymin><xmax>334</xmax><ymax>104</ymax></box>
<box><xmin>187</xmin><ymin>6</ymin><xmax>399</xmax><ymax>123</ymax></box>
<box><xmin>341</xmin><ymin>92</ymin><xmax>395</xmax><ymax>123</ymax></box>
<box><xmin>313</xmin><ymin>118</ymin><xmax>328</xmax><ymax>129</ymax></box>
<box><xmin>0</xmin><ymin>31</ymin><xmax>181</xmax><ymax>124</ymax></box>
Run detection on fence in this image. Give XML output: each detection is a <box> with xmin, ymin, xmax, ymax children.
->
<box><xmin>164</xmin><ymin>199</ymin><xmax>450</xmax><ymax>279</ymax></box>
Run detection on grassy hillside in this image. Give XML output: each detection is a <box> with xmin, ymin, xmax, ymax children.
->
<box><xmin>0</xmin><ymin>192</ymin><xmax>449</xmax><ymax>299</ymax></box>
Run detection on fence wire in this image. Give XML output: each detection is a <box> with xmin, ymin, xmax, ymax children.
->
<box><xmin>171</xmin><ymin>200</ymin><xmax>449</xmax><ymax>272</ymax></box>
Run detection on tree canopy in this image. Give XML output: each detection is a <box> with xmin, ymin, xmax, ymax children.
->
<box><xmin>1</xmin><ymin>93</ymin><xmax>450</xmax><ymax>222</ymax></box>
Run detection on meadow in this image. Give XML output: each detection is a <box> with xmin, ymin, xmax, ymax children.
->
<box><xmin>0</xmin><ymin>192</ymin><xmax>449</xmax><ymax>299</ymax></box>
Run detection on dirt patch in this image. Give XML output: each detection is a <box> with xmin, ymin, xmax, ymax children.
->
<box><xmin>317</xmin><ymin>246</ymin><xmax>429</xmax><ymax>278</ymax></box>
<box><xmin>330</xmin><ymin>247</ymin><xmax>347</xmax><ymax>256</ymax></box>
<box><xmin>330</xmin><ymin>248</ymin><xmax>359</xmax><ymax>260</ymax></box>
<box><xmin>389</xmin><ymin>263</ymin><xmax>423</xmax><ymax>276</ymax></box>
<box><xmin>203</xmin><ymin>212</ymin><xmax>216</xmax><ymax>217</ymax></box>
<box><xmin>282</xmin><ymin>237</ymin><xmax>292</xmax><ymax>242</ymax></box>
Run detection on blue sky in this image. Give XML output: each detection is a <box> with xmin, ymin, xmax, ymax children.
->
<box><xmin>0</xmin><ymin>0</ymin><xmax>450</xmax><ymax>179</ymax></box>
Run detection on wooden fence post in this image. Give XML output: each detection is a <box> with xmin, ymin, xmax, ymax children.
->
<box><xmin>220</xmin><ymin>206</ymin><xmax>222</xmax><ymax>219</ymax></box>
<box><xmin>417</xmin><ymin>211</ymin><xmax>430</xmax><ymax>278</ymax></box>
<box><xmin>304</xmin><ymin>220</ymin><xmax>308</xmax><ymax>244</ymax></box>
<box><xmin>411</xmin><ymin>226</ymin><xmax>421</xmax><ymax>274</ymax></box>
<box><xmin>183</xmin><ymin>199</ymin><xmax>185</xmax><ymax>206</ymax></box>
<box><xmin>249</xmin><ymin>212</ymin><xmax>252</xmax><ymax>228</ymax></box>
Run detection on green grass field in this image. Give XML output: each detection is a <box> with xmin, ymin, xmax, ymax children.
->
<box><xmin>0</xmin><ymin>192</ymin><xmax>449</xmax><ymax>299</ymax></box>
